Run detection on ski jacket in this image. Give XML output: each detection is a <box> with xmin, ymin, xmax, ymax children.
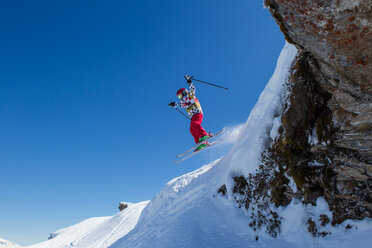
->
<box><xmin>175</xmin><ymin>82</ymin><xmax>203</xmax><ymax>118</ymax></box>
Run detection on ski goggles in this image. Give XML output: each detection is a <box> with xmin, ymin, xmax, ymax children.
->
<box><xmin>178</xmin><ymin>90</ymin><xmax>187</xmax><ymax>99</ymax></box>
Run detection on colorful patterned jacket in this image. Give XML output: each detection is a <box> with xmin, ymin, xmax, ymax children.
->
<box><xmin>175</xmin><ymin>82</ymin><xmax>203</xmax><ymax>118</ymax></box>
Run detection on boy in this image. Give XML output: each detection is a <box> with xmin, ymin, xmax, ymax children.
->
<box><xmin>169</xmin><ymin>76</ymin><xmax>210</xmax><ymax>151</ymax></box>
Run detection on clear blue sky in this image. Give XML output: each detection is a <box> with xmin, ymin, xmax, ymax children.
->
<box><xmin>0</xmin><ymin>0</ymin><xmax>285</xmax><ymax>245</ymax></box>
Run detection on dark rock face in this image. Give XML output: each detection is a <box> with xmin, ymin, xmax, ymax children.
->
<box><xmin>263</xmin><ymin>0</ymin><xmax>372</xmax><ymax>224</ymax></box>
<box><xmin>265</xmin><ymin>0</ymin><xmax>372</xmax><ymax>95</ymax></box>
<box><xmin>272</xmin><ymin>51</ymin><xmax>372</xmax><ymax>224</ymax></box>
<box><xmin>273</xmin><ymin>52</ymin><xmax>332</xmax><ymax>206</ymax></box>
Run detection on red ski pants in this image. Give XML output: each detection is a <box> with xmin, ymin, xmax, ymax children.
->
<box><xmin>190</xmin><ymin>113</ymin><xmax>208</xmax><ymax>143</ymax></box>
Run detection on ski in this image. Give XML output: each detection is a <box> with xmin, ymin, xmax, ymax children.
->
<box><xmin>175</xmin><ymin>127</ymin><xmax>225</xmax><ymax>158</ymax></box>
<box><xmin>174</xmin><ymin>138</ymin><xmax>222</xmax><ymax>164</ymax></box>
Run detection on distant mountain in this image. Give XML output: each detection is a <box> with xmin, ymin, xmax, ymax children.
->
<box><xmin>27</xmin><ymin>201</ymin><xmax>148</xmax><ymax>248</ymax></box>
<box><xmin>0</xmin><ymin>238</ymin><xmax>22</xmax><ymax>248</ymax></box>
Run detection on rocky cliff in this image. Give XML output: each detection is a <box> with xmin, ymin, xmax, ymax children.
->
<box><xmin>230</xmin><ymin>0</ymin><xmax>371</xmax><ymax>236</ymax></box>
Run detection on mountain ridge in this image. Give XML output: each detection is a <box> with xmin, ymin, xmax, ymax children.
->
<box><xmin>0</xmin><ymin>237</ymin><xmax>22</xmax><ymax>248</ymax></box>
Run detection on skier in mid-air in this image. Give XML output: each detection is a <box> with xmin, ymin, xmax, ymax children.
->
<box><xmin>169</xmin><ymin>75</ymin><xmax>210</xmax><ymax>151</ymax></box>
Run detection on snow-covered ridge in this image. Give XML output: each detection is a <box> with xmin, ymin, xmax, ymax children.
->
<box><xmin>27</xmin><ymin>201</ymin><xmax>148</xmax><ymax>248</ymax></box>
<box><xmin>0</xmin><ymin>238</ymin><xmax>22</xmax><ymax>248</ymax></box>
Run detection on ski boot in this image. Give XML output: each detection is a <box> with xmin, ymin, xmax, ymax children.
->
<box><xmin>195</xmin><ymin>142</ymin><xmax>210</xmax><ymax>152</ymax></box>
<box><xmin>195</xmin><ymin>135</ymin><xmax>211</xmax><ymax>151</ymax></box>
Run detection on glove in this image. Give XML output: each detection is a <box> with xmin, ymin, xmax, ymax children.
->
<box><xmin>185</xmin><ymin>75</ymin><xmax>192</xmax><ymax>84</ymax></box>
<box><xmin>168</xmin><ymin>102</ymin><xmax>176</xmax><ymax>107</ymax></box>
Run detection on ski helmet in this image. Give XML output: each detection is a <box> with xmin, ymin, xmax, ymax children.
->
<box><xmin>176</xmin><ymin>88</ymin><xmax>187</xmax><ymax>98</ymax></box>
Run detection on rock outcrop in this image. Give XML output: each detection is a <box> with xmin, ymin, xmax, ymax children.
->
<box><xmin>265</xmin><ymin>0</ymin><xmax>372</xmax><ymax>95</ymax></box>
<box><xmin>265</xmin><ymin>0</ymin><xmax>372</xmax><ymax>224</ymax></box>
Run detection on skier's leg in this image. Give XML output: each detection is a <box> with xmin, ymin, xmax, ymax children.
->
<box><xmin>195</xmin><ymin>113</ymin><xmax>208</xmax><ymax>140</ymax></box>
<box><xmin>191</xmin><ymin>113</ymin><xmax>208</xmax><ymax>142</ymax></box>
<box><xmin>190</xmin><ymin>116</ymin><xmax>200</xmax><ymax>143</ymax></box>
<box><xmin>191</xmin><ymin>114</ymin><xmax>208</xmax><ymax>151</ymax></box>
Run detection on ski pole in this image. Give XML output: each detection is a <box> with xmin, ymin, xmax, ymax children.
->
<box><xmin>189</xmin><ymin>77</ymin><xmax>229</xmax><ymax>90</ymax></box>
<box><xmin>174</xmin><ymin>108</ymin><xmax>191</xmax><ymax>120</ymax></box>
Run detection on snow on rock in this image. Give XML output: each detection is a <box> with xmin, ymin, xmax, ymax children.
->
<box><xmin>223</xmin><ymin>42</ymin><xmax>298</xmax><ymax>178</ymax></box>
<box><xmin>0</xmin><ymin>238</ymin><xmax>22</xmax><ymax>248</ymax></box>
<box><xmin>27</xmin><ymin>201</ymin><xmax>148</xmax><ymax>248</ymax></box>
<box><xmin>277</xmin><ymin>198</ymin><xmax>372</xmax><ymax>248</ymax></box>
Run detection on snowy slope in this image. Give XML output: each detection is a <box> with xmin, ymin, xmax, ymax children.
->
<box><xmin>111</xmin><ymin>160</ymin><xmax>257</xmax><ymax>248</ymax></box>
<box><xmin>0</xmin><ymin>238</ymin><xmax>22</xmax><ymax>248</ymax></box>
<box><xmin>27</xmin><ymin>201</ymin><xmax>148</xmax><ymax>248</ymax></box>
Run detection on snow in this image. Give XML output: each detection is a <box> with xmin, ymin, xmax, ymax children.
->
<box><xmin>308</xmin><ymin>160</ymin><xmax>325</xmax><ymax>167</ymax></box>
<box><xmin>278</xmin><ymin>198</ymin><xmax>372</xmax><ymax>248</ymax></box>
<box><xmin>0</xmin><ymin>238</ymin><xmax>22</xmax><ymax>248</ymax></box>
<box><xmin>110</xmin><ymin>160</ymin><xmax>257</xmax><ymax>248</ymax></box>
<box><xmin>223</xmin><ymin>42</ymin><xmax>298</xmax><ymax>177</ymax></box>
<box><xmin>17</xmin><ymin>42</ymin><xmax>372</xmax><ymax>248</ymax></box>
<box><xmin>219</xmin><ymin>124</ymin><xmax>244</xmax><ymax>145</ymax></box>
<box><xmin>270</xmin><ymin>116</ymin><xmax>282</xmax><ymax>141</ymax></box>
<box><xmin>308</xmin><ymin>127</ymin><xmax>319</xmax><ymax>145</ymax></box>
<box><xmin>26</xmin><ymin>201</ymin><xmax>148</xmax><ymax>248</ymax></box>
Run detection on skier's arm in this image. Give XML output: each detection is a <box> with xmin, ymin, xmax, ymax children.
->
<box><xmin>185</xmin><ymin>75</ymin><xmax>196</xmax><ymax>95</ymax></box>
<box><xmin>188</xmin><ymin>81</ymin><xmax>196</xmax><ymax>95</ymax></box>
<box><xmin>168</xmin><ymin>102</ymin><xmax>182</xmax><ymax>108</ymax></box>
